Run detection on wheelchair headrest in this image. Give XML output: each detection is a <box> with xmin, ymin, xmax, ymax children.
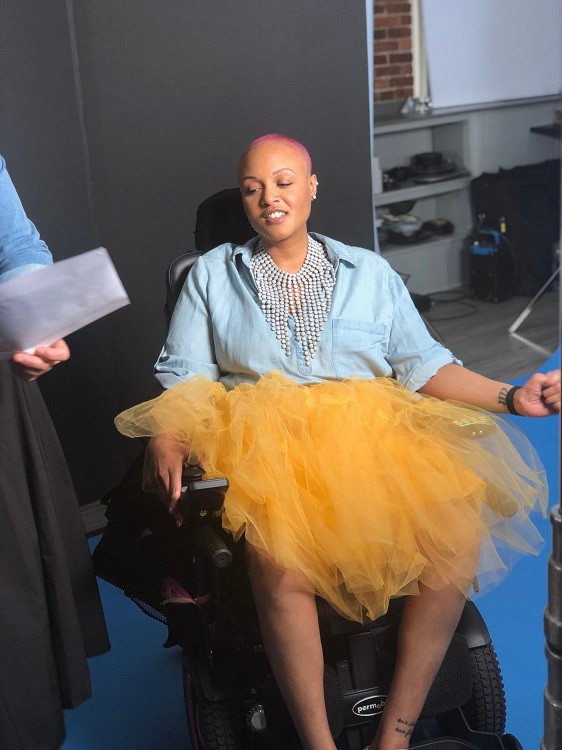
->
<box><xmin>194</xmin><ymin>188</ymin><xmax>254</xmax><ymax>252</ymax></box>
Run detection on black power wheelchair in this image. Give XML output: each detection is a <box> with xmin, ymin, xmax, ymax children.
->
<box><xmin>93</xmin><ymin>189</ymin><xmax>524</xmax><ymax>750</ymax></box>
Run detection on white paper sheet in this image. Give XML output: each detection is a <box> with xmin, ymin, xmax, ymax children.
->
<box><xmin>0</xmin><ymin>247</ymin><xmax>130</xmax><ymax>358</ymax></box>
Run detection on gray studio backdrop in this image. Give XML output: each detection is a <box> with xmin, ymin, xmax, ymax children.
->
<box><xmin>1</xmin><ymin>0</ymin><xmax>374</xmax><ymax>504</ymax></box>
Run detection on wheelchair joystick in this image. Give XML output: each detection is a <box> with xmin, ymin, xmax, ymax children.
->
<box><xmin>182</xmin><ymin>463</ymin><xmax>205</xmax><ymax>480</ymax></box>
<box><xmin>180</xmin><ymin>464</ymin><xmax>229</xmax><ymax>514</ymax></box>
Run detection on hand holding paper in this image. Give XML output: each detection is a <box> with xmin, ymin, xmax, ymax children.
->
<box><xmin>11</xmin><ymin>339</ymin><xmax>71</xmax><ymax>381</ymax></box>
<box><xmin>0</xmin><ymin>248</ymin><xmax>130</xmax><ymax>367</ymax></box>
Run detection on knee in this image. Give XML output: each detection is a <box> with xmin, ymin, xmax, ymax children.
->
<box><xmin>245</xmin><ymin>541</ymin><xmax>311</xmax><ymax>606</ymax></box>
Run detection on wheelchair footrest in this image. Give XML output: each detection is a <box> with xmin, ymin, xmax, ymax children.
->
<box><xmin>410</xmin><ymin>738</ymin><xmax>504</xmax><ymax>750</ymax></box>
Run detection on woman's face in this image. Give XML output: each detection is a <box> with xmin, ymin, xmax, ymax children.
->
<box><xmin>238</xmin><ymin>140</ymin><xmax>317</xmax><ymax>249</ymax></box>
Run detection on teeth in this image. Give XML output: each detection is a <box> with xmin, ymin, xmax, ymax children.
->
<box><xmin>267</xmin><ymin>212</ymin><xmax>285</xmax><ymax>218</ymax></box>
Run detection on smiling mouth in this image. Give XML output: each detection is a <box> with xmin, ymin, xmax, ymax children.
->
<box><xmin>264</xmin><ymin>211</ymin><xmax>286</xmax><ymax>219</ymax></box>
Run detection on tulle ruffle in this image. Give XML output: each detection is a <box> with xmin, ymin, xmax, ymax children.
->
<box><xmin>115</xmin><ymin>373</ymin><xmax>547</xmax><ymax>623</ymax></box>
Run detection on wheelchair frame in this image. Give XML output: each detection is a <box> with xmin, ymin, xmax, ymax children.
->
<box><xmin>93</xmin><ymin>461</ymin><xmax>520</xmax><ymax>750</ymax></box>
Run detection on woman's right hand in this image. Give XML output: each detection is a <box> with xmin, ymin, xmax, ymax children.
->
<box><xmin>147</xmin><ymin>433</ymin><xmax>191</xmax><ymax>525</ymax></box>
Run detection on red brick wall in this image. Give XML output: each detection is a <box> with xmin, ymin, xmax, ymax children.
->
<box><xmin>374</xmin><ymin>0</ymin><xmax>413</xmax><ymax>103</ymax></box>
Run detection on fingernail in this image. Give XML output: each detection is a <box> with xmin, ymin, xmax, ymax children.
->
<box><xmin>175</xmin><ymin>518</ymin><xmax>183</xmax><ymax>527</ymax></box>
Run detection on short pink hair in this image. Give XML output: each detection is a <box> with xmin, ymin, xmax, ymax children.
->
<box><xmin>240</xmin><ymin>133</ymin><xmax>312</xmax><ymax>173</ymax></box>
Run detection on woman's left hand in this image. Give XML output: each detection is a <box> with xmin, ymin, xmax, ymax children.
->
<box><xmin>515</xmin><ymin>369</ymin><xmax>561</xmax><ymax>417</ymax></box>
<box><xmin>10</xmin><ymin>339</ymin><xmax>70</xmax><ymax>381</ymax></box>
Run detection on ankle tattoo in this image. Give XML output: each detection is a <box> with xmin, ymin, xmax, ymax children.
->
<box><xmin>394</xmin><ymin>717</ymin><xmax>415</xmax><ymax>738</ymax></box>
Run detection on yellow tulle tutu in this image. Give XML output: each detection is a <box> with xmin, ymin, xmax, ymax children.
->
<box><xmin>115</xmin><ymin>373</ymin><xmax>547</xmax><ymax>623</ymax></box>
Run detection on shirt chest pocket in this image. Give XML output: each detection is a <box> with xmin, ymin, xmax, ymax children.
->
<box><xmin>332</xmin><ymin>318</ymin><xmax>388</xmax><ymax>377</ymax></box>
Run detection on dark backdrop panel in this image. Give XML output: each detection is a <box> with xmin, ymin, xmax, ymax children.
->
<box><xmin>0</xmin><ymin>0</ymin><xmax>125</xmax><ymax>503</ymax></box>
<box><xmin>73</xmin><ymin>0</ymin><xmax>374</xmax><ymax>411</ymax></box>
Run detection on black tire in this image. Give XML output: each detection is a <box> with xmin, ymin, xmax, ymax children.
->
<box><xmin>501</xmin><ymin>734</ymin><xmax>523</xmax><ymax>750</ymax></box>
<box><xmin>462</xmin><ymin>644</ymin><xmax>506</xmax><ymax>735</ymax></box>
<box><xmin>183</xmin><ymin>667</ymin><xmax>244</xmax><ymax>750</ymax></box>
<box><xmin>197</xmin><ymin>696</ymin><xmax>244</xmax><ymax>750</ymax></box>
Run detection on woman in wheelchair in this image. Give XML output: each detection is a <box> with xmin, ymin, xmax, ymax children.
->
<box><xmin>116</xmin><ymin>134</ymin><xmax>560</xmax><ymax>750</ymax></box>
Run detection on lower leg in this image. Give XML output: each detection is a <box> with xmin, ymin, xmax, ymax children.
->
<box><xmin>370</xmin><ymin>582</ymin><xmax>467</xmax><ymax>750</ymax></box>
<box><xmin>246</xmin><ymin>543</ymin><xmax>336</xmax><ymax>750</ymax></box>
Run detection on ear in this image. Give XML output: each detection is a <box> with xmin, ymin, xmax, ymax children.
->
<box><xmin>309</xmin><ymin>173</ymin><xmax>318</xmax><ymax>200</ymax></box>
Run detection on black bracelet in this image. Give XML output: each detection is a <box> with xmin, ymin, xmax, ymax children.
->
<box><xmin>504</xmin><ymin>385</ymin><xmax>522</xmax><ymax>416</ymax></box>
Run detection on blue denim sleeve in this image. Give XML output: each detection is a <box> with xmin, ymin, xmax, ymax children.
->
<box><xmin>0</xmin><ymin>156</ymin><xmax>52</xmax><ymax>281</ymax></box>
<box><xmin>386</xmin><ymin>267</ymin><xmax>462</xmax><ymax>391</ymax></box>
<box><xmin>154</xmin><ymin>258</ymin><xmax>220</xmax><ymax>388</ymax></box>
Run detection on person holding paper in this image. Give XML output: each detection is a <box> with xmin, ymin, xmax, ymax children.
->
<box><xmin>0</xmin><ymin>157</ymin><xmax>70</xmax><ymax>379</ymax></box>
<box><xmin>0</xmin><ymin>155</ymin><xmax>109</xmax><ymax>750</ymax></box>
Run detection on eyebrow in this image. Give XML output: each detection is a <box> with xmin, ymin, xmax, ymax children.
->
<box><xmin>242</xmin><ymin>168</ymin><xmax>296</xmax><ymax>181</ymax></box>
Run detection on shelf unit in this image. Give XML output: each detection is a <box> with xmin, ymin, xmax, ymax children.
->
<box><xmin>380</xmin><ymin>231</ymin><xmax>467</xmax><ymax>258</ymax></box>
<box><xmin>373</xmin><ymin>114</ymin><xmax>472</xmax><ymax>293</ymax></box>
<box><xmin>374</xmin><ymin>175</ymin><xmax>471</xmax><ymax>207</ymax></box>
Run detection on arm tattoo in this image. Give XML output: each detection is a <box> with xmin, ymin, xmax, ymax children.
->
<box><xmin>498</xmin><ymin>386</ymin><xmax>508</xmax><ymax>406</ymax></box>
<box><xmin>395</xmin><ymin>717</ymin><xmax>416</xmax><ymax>737</ymax></box>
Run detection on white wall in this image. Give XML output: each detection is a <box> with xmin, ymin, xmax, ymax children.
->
<box><xmin>422</xmin><ymin>0</ymin><xmax>562</xmax><ymax>109</ymax></box>
<box><xmin>467</xmin><ymin>101</ymin><xmax>561</xmax><ymax>176</ymax></box>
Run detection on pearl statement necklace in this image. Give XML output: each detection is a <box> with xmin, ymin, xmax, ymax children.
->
<box><xmin>250</xmin><ymin>236</ymin><xmax>336</xmax><ymax>366</ymax></box>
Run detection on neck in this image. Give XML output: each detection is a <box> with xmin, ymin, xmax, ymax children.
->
<box><xmin>260</xmin><ymin>230</ymin><xmax>309</xmax><ymax>273</ymax></box>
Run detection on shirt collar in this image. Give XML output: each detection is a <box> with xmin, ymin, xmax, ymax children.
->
<box><xmin>232</xmin><ymin>233</ymin><xmax>358</xmax><ymax>269</ymax></box>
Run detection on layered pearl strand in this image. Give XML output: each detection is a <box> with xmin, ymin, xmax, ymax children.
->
<box><xmin>250</xmin><ymin>236</ymin><xmax>336</xmax><ymax>366</ymax></box>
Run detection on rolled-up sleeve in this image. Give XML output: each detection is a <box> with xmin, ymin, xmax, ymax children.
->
<box><xmin>154</xmin><ymin>259</ymin><xmax>220</xmax><ymax>388</ymax></box>
<box><xmin>0</xmin><ymin>156</ymin><xmax>52</xmax><ymax>280</ymax></box>
<box><xmin>385</xmin><ymin>268</ymin><xmax>462</xmax><ymax>391</ymax></box>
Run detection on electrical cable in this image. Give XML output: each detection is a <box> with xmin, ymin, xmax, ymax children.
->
<box><xmin>423</xmin><ymin>290</ymin><xmax>478</xmax><ymax>321</ymax></box>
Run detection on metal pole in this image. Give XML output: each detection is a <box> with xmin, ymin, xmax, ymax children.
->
<box><xmin>542</xmin><ymin>247</ymin><xmax>562</xmax><ymax>750</ymax></box>
<box><xmin>508</xmin><ymin>267</ymin><xmax>559</xmax><ymax>334</ymax></box>
<box><xmin>543</xmin><ymin>504</ymin><xmax>562</xmax><ymax>750</ymax></box>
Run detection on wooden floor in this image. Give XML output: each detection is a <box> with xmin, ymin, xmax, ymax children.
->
<box><xmin>422</xmin><ymin>286</ymin><xmax>560</xmax><ymax>380</ymax></box>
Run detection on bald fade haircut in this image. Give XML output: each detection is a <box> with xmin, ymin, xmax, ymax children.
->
<box><xmin>240</xmin><ymin>133</ymin><xmax>312</xmax><ymax>174</ymax></box>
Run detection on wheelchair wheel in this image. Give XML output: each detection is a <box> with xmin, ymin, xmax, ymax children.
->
<box><xmin>501</xmin><ymin>734</ymin><xmax>523</xmax><ymax>750</ymax></box>
<box><xmin>462</xmin><ymin>644</ymin><xmax>506</xmax><ymax>735</ymax></box>
<box><xmin>183</xmin><ymin>667</ymin><xmax>244</xmax><ymax>749</ymax></box>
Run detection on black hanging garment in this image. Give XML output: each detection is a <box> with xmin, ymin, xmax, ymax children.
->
<box><xmin>0</xmin><ymin>361</ymin><xmax>110</xmax><ymax>750</ymax></box>
<box><xmin>469</xmin><ymin>159</ymin><xmax>560</xmax><ymax>296</ymax></box>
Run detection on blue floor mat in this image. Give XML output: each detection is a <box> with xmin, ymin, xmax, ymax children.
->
<box><xmin>63</xmin><ymin>567</ymin><xmax>188</xmax><ymax>749</ymax></box>
<box><xmin>64</xmin><ymin>350</ymin><xmax>560</xmax><ymax>749</ymax></box>
<box><xmin>476</xmin><ymin>348</ymin><xmax>560</xmax><ymax>749</ymax></box>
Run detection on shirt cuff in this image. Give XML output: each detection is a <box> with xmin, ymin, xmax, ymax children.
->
<box><xmin>154</xmin><ymin>370</ymin><xmax>191</xmax><ymax>389</ymax></box>
<box><xmin>402</xmin><ymin>352</ymin><xmax>463</xmax><ymax>392</ymax></box>
<box><xmin>0</xmin><ymin>263</ymin><xmax>48</xmax><ymax>283</ymax></box>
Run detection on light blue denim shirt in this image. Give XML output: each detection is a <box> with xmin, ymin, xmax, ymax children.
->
<box><xmin>0</xmin><ymin>155</ymin><xmax>52</xmax><ymax>283</ymax></box>
<box><xmin>155</xmin><ymin>234</ymin><xmax>461</xmax><ymax>391</ymax></box>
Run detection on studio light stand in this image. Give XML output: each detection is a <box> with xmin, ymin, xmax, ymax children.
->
<box><xmin>542</xmin><ymin>277</ymin><xmax>562</xmax><ymax>750</ymax></box>
<box><xmin>508</xmin><ymin>266</ymin><xmax>560</xmax><ymax>338</ymax></box>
